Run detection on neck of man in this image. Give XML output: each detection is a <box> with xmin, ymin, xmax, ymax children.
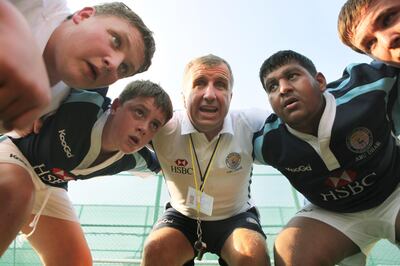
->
<box><xmin>197</xmin><ymin>125</ymin><xmax>223</xmax><ymax>142</ymax></box>
<box><xmin>292</xmin><ymin>95</ymin><xmax>326</xmax><ymax>137</ymax></box>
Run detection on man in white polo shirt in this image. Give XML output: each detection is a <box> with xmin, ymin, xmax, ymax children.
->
<box><xmin>141</xmin><ymin>54</ymin><xmax>271</xmax><ymax>266</ymax></box>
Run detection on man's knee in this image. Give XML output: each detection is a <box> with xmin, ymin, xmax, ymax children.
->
<box><xmin>222</xmin><ymin>230</ymin><xmax>270</xmax><ymax>266</ymax></box>
<box><xmin>142</xmin><ymin>237</ymin><xmax>174</xmax><ymax>262</ymax></box>
<box><xmin>142</xmin><ymin>230</ymin><xmax>193</xmax><ymax>265</ymax></box>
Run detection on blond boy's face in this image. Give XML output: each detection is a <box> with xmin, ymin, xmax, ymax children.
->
<box><xmin>352</xmin><ymin>0</ymin><xmax>400</xmax><ymax>67</ymax></box>
<box><xmin>54</xmin><ymin>7</ymin><xmax>145</xmax><ymax>88</ymax></box>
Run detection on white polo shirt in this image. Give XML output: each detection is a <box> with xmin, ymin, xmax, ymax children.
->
<box><xmin>152</xmin><ymin>109</ymin><xmax>269</xmax><ymax>221</ymax></box>
<box><xmin>5</xmin><ymin>0</ymin><xmax>71</xmax><ymax>134</ymax></box>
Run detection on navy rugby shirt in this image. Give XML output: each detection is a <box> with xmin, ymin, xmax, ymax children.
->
<box><xmin>253</xmin><ymin>62</ymin><xmax>400</xmax><ymax>212</ymax></box>
<box><xmin>12</xmin><ymin>89</ymin><xmax>159</xmax><ymax>190</ymax></box>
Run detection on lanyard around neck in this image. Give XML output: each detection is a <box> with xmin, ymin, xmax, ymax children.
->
<box><xmin>188</xmin><ymin>133</ymin><xmax>222</xmax><ymax>214</ymax></box>
<box><xmin>189</xmin><ymin>134</ymin><xmax>222</xmax><ymax>191</ymax></box>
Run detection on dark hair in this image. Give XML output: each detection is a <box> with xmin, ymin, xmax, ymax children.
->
<box><xmin>119</xmin><ymin>80</ymin><xmax>173</xmax><ymax>124</ymax></box>
<box><xmin>337</xmin><ymin>0</ymin><xmax>372</xmax><ymax>54</ymax></box>
<box><xmin>259</xmin><ymin>50</ymin><xmax>317</xmax><ymax>90</ymax></box>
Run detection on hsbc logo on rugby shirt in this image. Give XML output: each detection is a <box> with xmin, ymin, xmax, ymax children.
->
<box><xmin>320</xmin><ymin>170</ymin><xmax>377</xmax><ymax>201</ymax></box>
<box><xmin>33</xmin><ymin>164</ymin><xmax>68</xmax><ymax>185</ymax></box>
<box><xmin>51</xmin><ymin>168</ymin><xmax>75</xmax><ymax>181</ymax></box>
<box><xmin>325</xmin><ymin>169</ymin><xmax>356</xmax><ymax>188</ymax></box>
<box><xmin>171</xmin><ymin>159</ymin><xmax>193</xmax><ymax>175</ymax></box>
<box><xmin>58</xmin><ymin>129</ymin><xmax>74</xmax><ymax>158</ymax></box>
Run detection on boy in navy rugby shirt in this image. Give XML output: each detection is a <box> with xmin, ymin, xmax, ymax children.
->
<box><xmin>254</xmin><ymin>50</ymin><xmax>400</xmax><ymax>265</ymax></box>
<box><xmin>0</xmin><ymin>80</ymin><xmax>172</xmax><ymax>264</ymax></box>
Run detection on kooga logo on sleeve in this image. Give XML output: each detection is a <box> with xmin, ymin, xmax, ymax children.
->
<box><xmin>58</xmin><ymin>129</ymin><xmax>74</xmax><ymax>158</ymax></box>
<box><xmin>285</xmin><ymin>164</ymin><xmax>312</xmax><ymax>173</ymax></box>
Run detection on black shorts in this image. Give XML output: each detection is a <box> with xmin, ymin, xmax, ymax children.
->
<box><xmin>152</xmin><ymin>204</ymin><xmax>266</xmax><ymax>258</ymax></box>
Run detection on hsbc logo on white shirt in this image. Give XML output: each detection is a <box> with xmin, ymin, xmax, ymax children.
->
<box><xmin>171</xmin><ymin>158</ymin><xmax>193</xmax><ymax>175</ymax></box>
<box><xmin>175</xmin><ymin>159</ymin><xmax>188</xmax><ymax>167</ymax></box>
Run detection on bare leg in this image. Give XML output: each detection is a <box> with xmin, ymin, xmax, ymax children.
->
<box><xmin>395</xmin><ymin>208</ymin><xmax>400</xmax><ymax>244</ymax></box>
<box><xmin>220</xmin><ymin>228</ymin><xmax>270</xmax><ymax>266</ymax></box>
<box><xmin>0</xmin><ymin>163</ymin><xmax>34</xmax><ymax>255</ymax></box>
<box><xmin>21</xmin><ymin>215</ymin><xmax>92</xmax><ymax>266</ymax></box>
<box><xmin>274</xmin><ymin>217</ymin><xmax>360</xmax><ymax>266</ymax></box>
<box><xmin>141</xmin><ymin>227</ymin><xmax>194</xmax><ymax>266</ymax></box>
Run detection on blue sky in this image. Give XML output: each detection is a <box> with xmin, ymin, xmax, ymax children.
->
<box><xmin>66</xmin><ymin>0</ymin><xmax>373</xmax><ymax>206</ymax></box>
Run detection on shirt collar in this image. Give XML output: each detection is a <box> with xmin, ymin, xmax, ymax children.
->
<box><xmin>180</xmin><ymin>111</ymin><xmax>234</xmax><ymax>137</ymax></box>
<box><xmin>286</xmin><ymin>91</ymin><xmax>335</xmax><ymax>140</ymax></box>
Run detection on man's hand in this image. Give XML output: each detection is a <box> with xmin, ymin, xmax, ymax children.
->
<box><xmin>0</xmin><ymin>1</ymin><xmax>51</xmax><ymax>132</ymax></box>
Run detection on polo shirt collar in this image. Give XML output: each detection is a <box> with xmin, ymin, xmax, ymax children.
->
<box><xmin>180</xmin><ymin>111</ymin><xmax>234</xmax><ymax>136</ymax></box>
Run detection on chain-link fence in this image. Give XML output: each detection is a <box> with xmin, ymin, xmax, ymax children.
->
<box><xmin>2</xmin><ymin>168</ymin><xmax>400</xmax><ymax>265</ymax></box>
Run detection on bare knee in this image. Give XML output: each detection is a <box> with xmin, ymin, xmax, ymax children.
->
<box><xmin>274</xmin><ymin>228</ymin><xmax>333</xmax><ymax>266</ymax></box>
<box><xmin>0</xmin><ymin>167</ymin><xmax>34</xmax><ymax>255</ymax></box>
<box><xmin>40</xmin><ymin>248</ymin><xmax>92</xmax><ymax>266</ymax></box>
<box><xmin>142</xmin><ymin>237</ymin><xmax>181</xmax><ymax>265</ymax></box>
<box><xmin>229</xmin><ymin>253</ymin><xmax>271</xmax><ymax>266</ymax></box>
<box><xmin>222</xmin><ymin>229</ymin><xmax>270</xmax><ymax>266</ymax></box>
<box><xmin>274</xmin><ymin>243</ymin><xmax>333</xmax><ymax>266</ymax></box>
<box><xmin>274</xmin><ymin>217</ymin><xmax>358</xmax><ymax>266</ymax></box>
<box><xmin>142</xmin><ymin>228</ymin><xmax>193</xmax><ymax>266</ymax></box>
<box><xmin>0</xmin><ymin>167</ymin><xmax>34</xmax><ymax>212</ymax></box>
<box><xmin>0</xmin><ymin>166</ymin><xmax>34</xmax><ymax>225</ymax></box>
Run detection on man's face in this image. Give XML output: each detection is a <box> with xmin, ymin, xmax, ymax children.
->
<box><xmin>54</xmin><ymin>7</ymin><xmax>145</xmax><ymax>88</ymax></box>
<box><xmin>106</xmin><ymin>97</ymin><xmax>166</xmax><ymax>154</ymax></box>
<box><xmin>352</xmin><ymin>0</ymin><xmax>400</xmax><ymax>67</ymax></box>
<box><xmin>263</xmin><ymin>62</ymin><xmax>326</xmax><ymax>134</ymax></box>
<box><xmin>183</xmin><ymin>63</ymin><xmax>232</xmax><ymax>139</ymax></box>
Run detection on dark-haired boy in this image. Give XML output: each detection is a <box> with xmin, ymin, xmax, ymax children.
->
<box><xmin>254</xmin><ymin>50</ymin><xmax>400</xmax><ymax>265</ymax></box>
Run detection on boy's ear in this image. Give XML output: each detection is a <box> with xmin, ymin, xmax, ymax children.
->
<box><xmin>72</xmin><ymin>7</ymin><xmax>96</xmax><ymax>24</ymax></box>
<box><xmin>315</xmin><ymin>72</ymin><xmax>327</xmax><ymax>92</ymax></box>
<box><xmin>110</xmin><ymin>98</ymin><xmax>121</xmax><ymax>114</ymax></box>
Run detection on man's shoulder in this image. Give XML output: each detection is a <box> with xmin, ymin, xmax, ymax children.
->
<box><xmin>154</xmin><ymin>110</ymin><xmax>183</xmax><ymax>139</ymax></box>
<box><xmin>229</xmin><ymin>108</ymin><xmax>270</xmax><ymax>131</ymax></box>
<box><xmin>64</xmin><ymin>89</ymin><xmax>106</xmax><ymax>107</ymax></box>
<box><xmin>327</xmin><ymin>61</ymin><xmax>399</xmax><ymax>91</ymax></box>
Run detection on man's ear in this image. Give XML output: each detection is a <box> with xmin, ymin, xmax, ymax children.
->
<box><xmin>110</xmin><ymin>98</ymin><xmax>121</xmax><ymax>114</ymax></box>
<box><xmin>315</xmin><ymin>72</ymin><xmax>327</xmax><ymax>92</ymax></box>
<box><xmin>72</xmin><ymin>7</ymin><xmax>96</xmax><ymax>24</ymax></box>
